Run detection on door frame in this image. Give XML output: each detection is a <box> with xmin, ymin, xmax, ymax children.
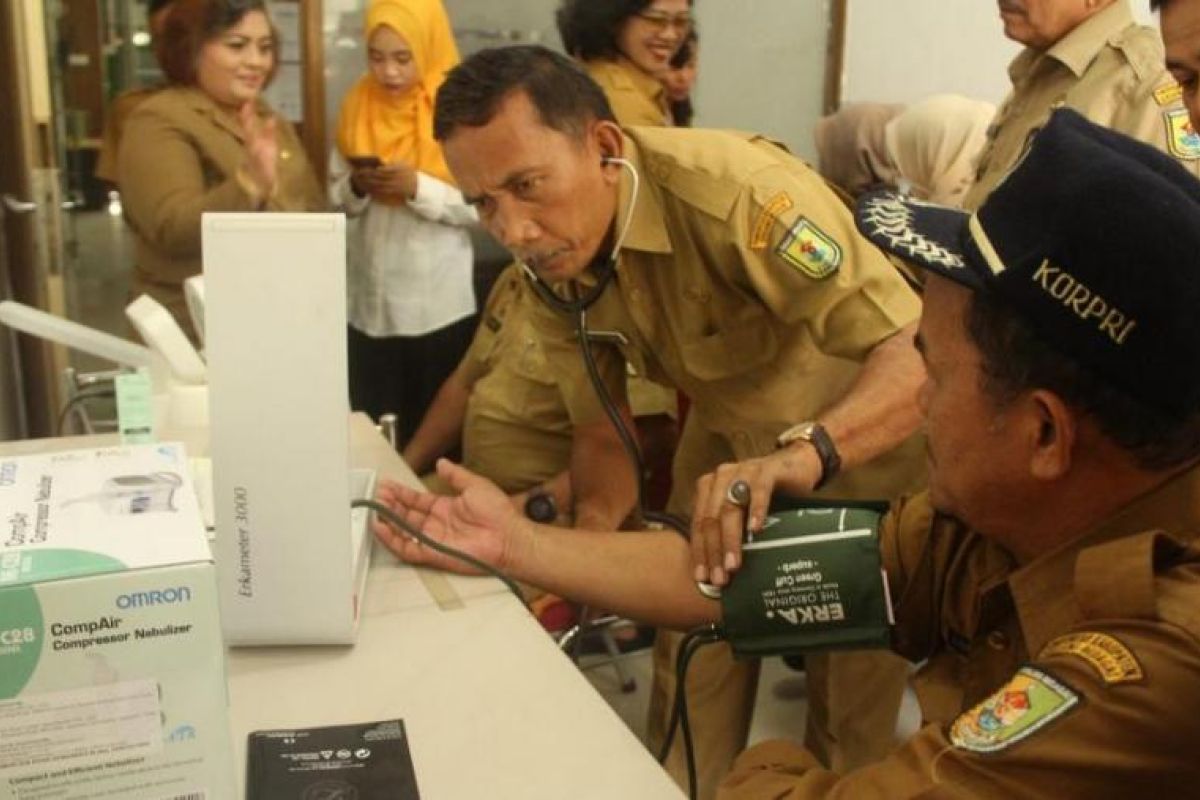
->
<box><xmin>1</xmin><ymin>0</ymin><xmax>71</xmax><ymax>438</ymax></box>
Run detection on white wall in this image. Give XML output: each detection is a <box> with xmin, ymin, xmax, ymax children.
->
<box><xmin>843</xmin><ymin>0</ymin><xmax>1158</xmax><ymax>107</ymax></box>
<box><xmin>692</xmin><ymin>0</ymin><xmax>829</xmax><ymax>161</ymax></box>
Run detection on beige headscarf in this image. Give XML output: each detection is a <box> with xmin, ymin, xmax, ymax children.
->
<box><xmin>884</xmin><ymin>94</ymin><xmax>996</xmax><ymax>207</ymax></box>
<box><xmin>813</xmin><ymin>103</ymin><xmax>905</xmax><ymax>196</ymax></box>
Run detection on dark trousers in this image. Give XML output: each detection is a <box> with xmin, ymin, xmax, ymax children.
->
<box><xmin>347</xmin><ymin>317</ymin><xmax>475</xmax><ymax>445</ymax></box>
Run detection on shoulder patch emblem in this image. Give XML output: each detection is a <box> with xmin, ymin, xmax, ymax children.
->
<box><xmin>1164</xmin><ymin>109</ymin><xmax>1200</xmax><ymax>161</ymax></box>
<box><xmin>1040</xmin><ymin>632</ymin><xmax>1144</xmax><ymax>685</ymax></box>
<box><xmin>750</xmin><ymin>192</ymin><xmax>795</xmax><ymax>249</ymax></box>
<box><xmin>775</xmin><ymin>217</ymin><xmax>842</xmax><ymax>280</ymax></box>
<box><xmin>1154</xmin><ymin>82</ymin><xmax>1183</xmax><ymax>107</ymax></box>
<box><xmin>949</xmin><ymin>666</ymin><xmax>1080</xmax><ymax>754</ymax></box>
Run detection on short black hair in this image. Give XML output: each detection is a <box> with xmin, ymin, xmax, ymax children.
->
<box><xmin>1151</xmin><ymin>0</ymin><xmax>1163</xmax><ymax>10</ymax></box>
<box><xmin>556</xmin><ymin>0</ymin><xmax>653</xmax><ymax>60</ymax></box>
<box><xmin>433</xmin><ymin>46</ymin><xmax>615</xmax><ymax>142</ymax></box>
<box><xmin>967</xmin><ymin>291</ymin><xmax>1200</xmax><ymax>471</ymax></box>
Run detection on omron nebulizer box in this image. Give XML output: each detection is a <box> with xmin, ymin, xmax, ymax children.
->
<box><xmin>0</xmin><ymin>443</ymin><xmax>234</xmax><ymax>799</ymax></box>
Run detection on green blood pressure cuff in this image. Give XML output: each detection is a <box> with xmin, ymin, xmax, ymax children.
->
<box><xmin>720</xmin><ymin>498</ymin><xmax>893</xmax><ymax>659</ymax></box>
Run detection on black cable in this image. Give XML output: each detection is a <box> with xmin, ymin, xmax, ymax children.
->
<box><xmin>352</xmin><ymin>498</ymin><xmax>528</xmax><ymax>610</ymax></box>
<box><xmin>56</xmin><ymin>389</ymin><xmax>116</xmax><ymax>436</ymax></box>
<box><xmin>655</xmin><ymin>625</ymin><xmax>722</xmax><ymax>800</ymax></box>
<box><xmin>573</xmin><ymin>302</ymin><xmax>689</xmax><ymax>537</ymax></box>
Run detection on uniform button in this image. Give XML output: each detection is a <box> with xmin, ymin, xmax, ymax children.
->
<box><xmin>986</xmin><ymin>630</ymin><xmax>1009</xmax><ymax>651</ymax></box>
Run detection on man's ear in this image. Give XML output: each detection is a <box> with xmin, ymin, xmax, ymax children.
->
<box><xmin>593</xmin><ymin>120</ymin><xmax>625</xmax><ymax>176</ymax></box>
<box><xmin>1027</xmin><ymin>389</ymin><xmax>1077</xmax><ymax>481</ymax></box>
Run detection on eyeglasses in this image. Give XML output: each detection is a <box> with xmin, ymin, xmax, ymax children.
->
<box><xmin>634</xmin><ymin>10</ymin><xmax>693</xmax><ymax>33</ymax></box>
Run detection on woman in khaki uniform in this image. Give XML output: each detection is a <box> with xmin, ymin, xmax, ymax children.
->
<box><xmin>963</xmin><ymin>0</ymin><xmax>1200</xmax><ymax>209</ymax></box>
<box><xmin>118</xmin><ymin>0</ymin><xmax>324</xmax><ymax>341</ymax></box>
<box><xmin>556</xmin><ymin>0</ymin><xmax>693</xmax><ymax>128</ymax></box>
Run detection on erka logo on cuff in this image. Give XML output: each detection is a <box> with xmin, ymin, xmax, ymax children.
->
<box><xmin>949</xmin><ymin>666</ymin><xmax>1079</xmax><ymax>753</ymax></box>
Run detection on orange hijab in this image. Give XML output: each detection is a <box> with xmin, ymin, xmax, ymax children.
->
<box><xmin>335</xmin><ymin>0</ymin><xmax>459</xmax><ymax>186</ymax></box>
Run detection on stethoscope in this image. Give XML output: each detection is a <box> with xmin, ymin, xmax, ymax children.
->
<box><xmin>519</xmin><ymin>157</ymin><xmax>689</xmax><ymax>537</ymax></box>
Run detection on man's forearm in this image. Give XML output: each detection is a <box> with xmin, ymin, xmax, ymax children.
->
<box><xmin>780</xmin><ymin>322</ymin><xmax>923</xmax><ymax>493</ymax></box>
<box><xmin>402</xmin><ymin>370</ymin><xmax>472</xmax><ymax>474</ymax></box>
<box><xmin>569</xmin><ymin>415</ymin><xmax>639</xmax><ymax>530</ymax></box>
<box><xmin>509</xmin><ymin>521</ymin><xmax>720</xmax><ymax>630</ymax></box>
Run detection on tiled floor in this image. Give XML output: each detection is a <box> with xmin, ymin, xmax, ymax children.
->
<box><xmin>63</xmin><ymin>208</ymin><xmax>136</xmax><ymax>369</ymax></box>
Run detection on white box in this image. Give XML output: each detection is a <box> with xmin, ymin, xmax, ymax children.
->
<box><xmin>203</xmin><ymin>213</ymin><xmax>372</xmax><ymax>645</ymax></box>
<box><xmin>0</xmin><ymin>443</ymin><xmax>234</xmax><ymax>800</ymax></box>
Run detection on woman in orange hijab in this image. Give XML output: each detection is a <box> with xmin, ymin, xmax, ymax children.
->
<box><xmin>329</xmin><ymin>0</ymin><xmax>477</xmax><ymax>438</ymax></box>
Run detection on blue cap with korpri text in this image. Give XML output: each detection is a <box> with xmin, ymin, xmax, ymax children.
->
<box><xmin>855</xmin><ymin>108</ymin><xmax>1200</xmax><ymax>419</ymax></box>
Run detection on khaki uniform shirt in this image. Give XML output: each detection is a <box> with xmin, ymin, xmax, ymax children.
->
<box><xmin>526</xmin><ymin>126</ymin><xmax>924</xmax><ymax>500</ymax></box>
<box><xmin>585</xmin><ymin>56</ymin><xmax>679</xmax><ymax>418</ymax></box>
<box><xmin>460</xmin><ymin>265</ymin><xmax>573</xmax><ymax>494</ymax></box>
<box><xmin>721</xmin><ymin>466</ymin><xmax>1200</xmax><ymax>798</ymax></box>
<box><xmin>95</xmin><ymin>85</ymin><xmax>162</xmax><ymax>184</ymax></box>
<box><xmin>963</xmin><ymin>0</ymin><xmax>1200</xmax><ymax>210</ymax></box>
<box><xmin>585</xmin><ymin>57</ymin><xmax>672</xmax><ymax>128</ymax></box>
<box><xmin>118</xmin><ymin>86</ymin><xmax>324</xmax><ymax>336</ymax></box>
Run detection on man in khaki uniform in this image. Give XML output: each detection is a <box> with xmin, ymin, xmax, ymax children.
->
<box><xmin>374</xmin><ymin>109</ymin><xmax>1200</xmax><ymax>798</ymax></box>
<box><xmin>964</xmin><ymin>0</ymin><xmax>1200</xmax><ymax>209</ymax></box>
<box><xmin>427</xmin><ymin>47</ymin><xmax>927</xmax><ymax>797</ymax></box>
<box><xmin>1157</xmin><ymin>0</ymin><xmax>1200</xmax><ymax>128</ymax></box>
<box><xmin>404</xmin><ymin>261</ymin><xmax>675</xmax><ymax>514</ymax></box>
<box><xmin>403</xmin><ymin>263</ymin><xmax>574</xmax><ymax>497</ymax></box>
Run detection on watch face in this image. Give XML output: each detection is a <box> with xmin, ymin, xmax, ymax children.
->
<box><xmin>525</xmin><ymin>492</ymin><xmax>557</xmax><ymax>523</ymax></box>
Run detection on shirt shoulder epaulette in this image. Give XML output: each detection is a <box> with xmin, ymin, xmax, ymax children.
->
<box><xmin>1109</xmin><ymin>23</ymin><xmax>1166</xmax><ymax>85</ymax></box>
<box><xmin>1074</xmin><ymin>530</ymin><xmax>1195</xmax><ymax>623</ymax></box>
<box><xmin>625</xmin><ymin>126</ymin><xmax>782</xmax><ymax>222</ymax></box>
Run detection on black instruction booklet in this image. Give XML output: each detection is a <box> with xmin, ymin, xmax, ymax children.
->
<box><xmin>247</xmin><ymin>718</ymin><xmax>421</xmax><ymax>799</ymax></box>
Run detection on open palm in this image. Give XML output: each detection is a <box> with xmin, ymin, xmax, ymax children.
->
<box><xmin>372</xmin><ymin>461</ymin><xmax>521</xmax><ymax>575</ymax></box>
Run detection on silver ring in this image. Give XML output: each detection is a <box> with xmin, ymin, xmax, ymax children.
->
<box><xmin>724</xmin><ymin>479</ymin><xmax>750</xmax><ymax>508</ymax></box>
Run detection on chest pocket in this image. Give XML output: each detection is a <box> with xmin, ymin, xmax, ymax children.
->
<box><xmin>504</xmin><ymin>319</ymin><xmax>557</xmax><ymax>386</ymax></box>
<box><xmin>678</xmin><ymin>318</ymin><xmax>779</xmax><ymax>383</ymax></box>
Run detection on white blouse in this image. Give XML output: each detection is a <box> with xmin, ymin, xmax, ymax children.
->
<box><xmin>329</xmin><ymin>149</ymin><xmax>478</xmax><ymax>337</ymax></box>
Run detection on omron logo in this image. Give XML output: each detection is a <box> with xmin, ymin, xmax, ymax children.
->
<box><xmin>0</xmin><ymin>461</ymin><xmax>15</xmax><ymax>486</ymax></box>
<box><xmin>116</xmin><ymin>586</ymin><xmax>192</xmax><ymax>608</ymax></box>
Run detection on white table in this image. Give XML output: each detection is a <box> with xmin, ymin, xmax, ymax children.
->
<box><xmin>2</xmin><ymin>417</ymin><xmax>684</xmax><ymax>799</ymax></box>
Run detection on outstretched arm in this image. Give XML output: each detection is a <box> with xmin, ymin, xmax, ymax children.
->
<box><xmin>373</xmin><ymin>460</ymin><xmax>718</xmax><ymax>630</ymax></box>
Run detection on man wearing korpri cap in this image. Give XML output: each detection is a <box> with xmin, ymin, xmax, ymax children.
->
<box><xmin>373</xmin><ymin>108</ymin><xmax>1200</xmax><ymax>795</ymax></box>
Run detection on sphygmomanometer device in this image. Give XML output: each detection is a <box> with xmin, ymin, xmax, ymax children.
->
<box><xmin>61</xmin><ymin>472</ymin><xmax>184</xmax><ymax>515</ymax></box>
<box><xmin>717</xmin><ymin>497</ymin><xmax>894</xmax><ymax>658</ymax></box>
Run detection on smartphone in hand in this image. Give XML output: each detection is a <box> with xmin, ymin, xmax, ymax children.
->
<box><xmin>347</xmin><ymin>155</ymin><xmax>383</xmax><ymax>169</ymax></box>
